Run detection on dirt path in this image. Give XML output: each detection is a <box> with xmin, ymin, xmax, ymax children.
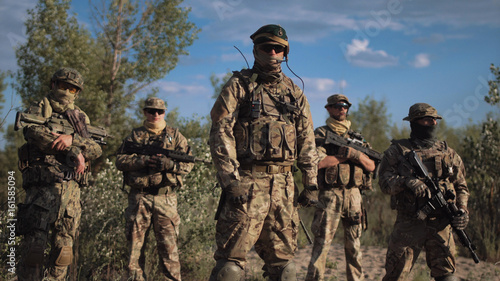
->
<box><xmin>245</xmin><ymin>243</ymin><xmax>499</xmax><ymax>280</ymax></box>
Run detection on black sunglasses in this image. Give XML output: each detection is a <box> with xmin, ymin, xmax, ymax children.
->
<box><xmin>331</xmin><ymin>102</ymin><xmax>350</xmax><ymax>110</ymax></box>
<box><xmin>145</xmin><ymin>109</ymin><xmax>165</xmax><ymax>115</ymax></box>
<box><xmin>259</xmin><ymin>44</ymin><xmax>285</xmax><ymax>53</ymax></box>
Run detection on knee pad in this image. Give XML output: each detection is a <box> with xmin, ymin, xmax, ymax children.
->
<box><xmin>55</xmin><ymin>246</ymin><xmax>73</xmax><ymax>266</ymax></box>
<box><xmin>280</xmin><ymin>262</ymin><xmax>296</xmax><ymax>281</ymax></box>
<box><xmin>24</xmin><ymin>245</ymin><xmax>45</xmax><ymax>266</ymax></box>
<box><xmin>217</xmin><ymin>261</ymin><xmax>243</xmax><ymax>281</ymax></box>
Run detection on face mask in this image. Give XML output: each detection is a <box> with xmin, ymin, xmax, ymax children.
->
<box><xmin>410</xmin><ymin>121</ymin><xmax>437</xmax><ymax>141</ymax></box>
<box><xmin>52</xmin><ymin>88</ymin><xmax>77</xmax><ymax>105</ymax></box>
<box><xmin>253</xmin><ymin>47</ymin><xmax>284</xmax><ymax>71</ymax></box>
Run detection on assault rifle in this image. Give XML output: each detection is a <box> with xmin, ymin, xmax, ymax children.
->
<box><xmin>15</xmin><ymin>112</ymin><xmax>111</xmax><ymax>145</ymax></box>
<box><xmin>408</xmin><ymin>150</ymin><xmax>480</xmax><ymax>263</ymax></box>
<box><xmin>121</xmin><ymin>141</ymin><xmax>212</xmax><ymax>164</ymax></box>
<box><xmin>323</xmin><ymin>130</ymin><xmax>383</xmax><ymax>177</ymax></box>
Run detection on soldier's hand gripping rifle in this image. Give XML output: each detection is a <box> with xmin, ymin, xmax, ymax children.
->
<box><xmin>15</xmin><ymin>111</ymin><xmax>112</xmax><ymax>145</ymax></box>
<box><xmin>121</xmin><ymin>140</ymin><xmax>212</xmax><ymax>164</ymax></box>
<box><xmin>324</xmin><ymin>131</ymin><xmax>383</xmax><ymax>177</ymax></box>
<box><xmin>408</xmin><ymin>150</ymin><xmax>480</xmax><ymax>264</ymax></box>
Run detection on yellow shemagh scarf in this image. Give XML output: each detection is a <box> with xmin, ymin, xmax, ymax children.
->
<box><xmin>326</xmin><ymin>117</ymin><xmax>351</xmax><ymax>135</ymax></box>
<box><xmin>144</xmin><ymin>119</ymin><xmax>166</xmax><ymax>135</ymax></box>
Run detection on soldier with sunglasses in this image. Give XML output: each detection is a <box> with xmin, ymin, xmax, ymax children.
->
<box><xmin>209</xmin><ymin>24</ymin><xmax>319</xmax><ymax>281</ymax></box>
<box><xmin>16</xmin><ymin>68</ymin><xmax>102</xmax><ymax>280</ymax></box>
<box><xmin>116</xmin><ymin>97</ymin><xmax>194</xmax><ymax>281</ymax></box>
<box><xmin>301</xmin><ymin>94</ymin><xmax>376</xmax><ymax>281</ymax></box>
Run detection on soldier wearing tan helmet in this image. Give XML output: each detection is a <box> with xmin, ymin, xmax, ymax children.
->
<box><xmin>300</xmin><ymin>94</ymin><xmax>376</xmax><ymax>281</ymax></box>
<box><xmin>379</xmin><ymin>103</ymin><xmax>469</xmax><ymax>281</ymax></box>
<box><xmin>209</xmin><ymin>24</ymin><xmax>319</xmax><ymax>281</ymax></box>
<box><xmin>17</xmin><ymin>67</ymin><xmax>102</xmax><ymax>280</ymax></box>
<box><xmin>116</xmin><ymin>97</ymin><xmax>194</xmax><ymax>281</ymax></box>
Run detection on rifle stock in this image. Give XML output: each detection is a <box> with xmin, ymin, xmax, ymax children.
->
<box><xmin>408</xmin><ymin>150</ymin><xmax>480</xmax><ymax>263</ymax></box>
<box><xmin>15</xmin><ymin>111</ymin><xmax>111</xmax><ymax>145</ymax></box>
<box><xmin>121</xmin><ymin>141</ymin><xmax>212</xmax><ymax>164</ymax></box>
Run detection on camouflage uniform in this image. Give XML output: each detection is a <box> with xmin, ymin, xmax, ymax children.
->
<box><xmin>17</xmin><ymin>68</ymin><xmax>102</xmax><ymax>281</ymax></box>
<box><xmin>379</xmin><ymin>103</ymin><xmax>469</xmax><ymax>281</ymax></box>
<box><xmin>305</xmin><ymin>95</ymin><xmax>373</xmax><ymax>281</ymax></box>
<box><xmin>209</xmin><ymin>25</ymin><xmax>318</xmax><ymax>281</ymax></box>
<box><xmin>116</xmin><ymin>98</ymin><xmax>194</xmax><ymax>281</ymax></box>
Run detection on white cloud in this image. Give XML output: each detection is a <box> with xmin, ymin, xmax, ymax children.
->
<box><xmin>409</xmin><ymin>53</ymin><xmax>431</xmax><ymax>68</ymax></box>
<box><xmin>342</xmin><ymin>39</ymin><xmax>398</xmax><ymax>68</ymax></box>
<box><xmin>300</xmin><ymin>77</ymin><xmax>348</xmax><ymax>100</ymax></box>
<box><xmin>156</xmin><ymin>81</ymin><xmax>210</xmax><ymax>97</ymax></box>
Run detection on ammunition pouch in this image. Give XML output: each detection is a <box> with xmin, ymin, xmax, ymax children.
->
<box><xmin>125</xmin><ymin>170</ymin><xmax>176</xmax><ymax>191</ymax></box>
<box><xmin>235</xmin><ymin>117</ymin><xmax>297</xmax><ymax>162</ymax></box>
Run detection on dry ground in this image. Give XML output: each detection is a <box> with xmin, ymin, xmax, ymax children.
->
<box><xmin>245</xmin><ymin>243</ymin><xmax>500</xmax><ymax>281</ymax></box>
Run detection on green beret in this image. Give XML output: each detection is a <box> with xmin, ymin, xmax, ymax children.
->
<box><xmin>250</xmin><ymin>24</ymin><xmax>289</xmax><ymax>55</ymax></box>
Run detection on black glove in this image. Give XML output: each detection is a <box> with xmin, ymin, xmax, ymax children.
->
<box><xmin>405</xmin><ymin>177</ymin><xmax>430</xmax><ymax>198</ymax></box>
<box><xmin>148</xmin><ymin>154</ymin><xmax>174</xmax><ymax>171</ymax></box>
<box><xmin>298</xmin><ymin>189</ymin><xmax>318</xmax><ymax>207</ymax></box>
<box><xmin>226</xmin><ymin>182</ymin><xmax>250</xmax><ymax>205</ymax></box>
<box><xmin>451</xmin><ymin>209</ymin><xmax>469</xmax><ymax>230</ymax></box>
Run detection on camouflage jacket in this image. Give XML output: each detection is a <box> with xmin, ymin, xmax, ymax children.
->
<box><xmin>19</xmin><ymin>96</ymin><xmax>102</xmax><ymax>186</ymax></box>
<box><xmin>315</xmin><ymin>125</ymin><xmax>373</xmax><ymax>190</ymax></box>
<box><xmin>116</xmin><ymin>125</ymin><xmax>194</xmax><ymax>190</ymax></box>
<box><xmin>378</xmin><ymin>138</ymin><xmax>469</xmax><ymax>213</ymax></box>
<box><xmin>209</xmin><ymin>68</ymin><xmax>318</xmax><ymax>188</ymax></box>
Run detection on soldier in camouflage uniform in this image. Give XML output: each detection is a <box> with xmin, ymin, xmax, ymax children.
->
<box><xmin>300</xmin><ymin>94</ymin><xmax>375</xmax><ymax>281</ymax></box>
<box><xmin>208</xmin><ymin>24</ymin><xmax>319</xmax><ymax>281</ymax></box>
<box><xmin>17</xmin><ymin>68</ymin><xmax>103</xmax><ymax>280</ymax></box>
<box><xmin>116</xmin><ymin>97</ymin><xmax>194</xmax><ymax>281</ymax></box>
<box><xmin>379</xmin><ymin>103</ymin><xmax>470</xmax><ymax>281</ymax></box>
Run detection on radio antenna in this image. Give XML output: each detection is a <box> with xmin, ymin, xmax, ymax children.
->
<box><xmin>234</xmin><ymin>46</ymin><xmax>250</xmax><ymax>69</ymax></box>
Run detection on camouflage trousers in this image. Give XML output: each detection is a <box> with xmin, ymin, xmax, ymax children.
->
<box><xmin>211</xmin><ymin>169</ymin><xmax>299</xmax><ymax>280</ymax></box>
<box><xmin>17</xmin><ymin>180</ymin><xmax>81</xmax><ymax>281</ymax></box>
<box><xmin>125</xmin><ymin>188</ymin><xmax>181</xmax><ymax>281</ymax></box>
<box><xmin>382</xmin><ymin>213</ymin><xmax>456</xmax><ymax>281</ymax></box>
<box><xmin>305</xmin><ymin>187</ymin><xmax>364</xmax><ymax>281</ymax></box>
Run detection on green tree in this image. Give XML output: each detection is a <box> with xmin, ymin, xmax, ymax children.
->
<box><xmin>14</xmin><ymin>0</ymin><xmax>200</xmax><ymax>161</ymax></box>
<box><xmin>349</xmin><ymin>96</ymin><xmax>391</xmax><ymax>152</ymax></box>
<box><xmin>210</xmin><ymin>71</ymin><xmax>232</xmax><ymax>99</ymax></box>
<box><xmin>486</xmin><ymin>63</ymin><xmax>499</xmax><ymax>105</ymax></box>
<box><xmin>459</xmin><ymin>64</ymin><xmax>500</xmax><ymax>262</ymax></box>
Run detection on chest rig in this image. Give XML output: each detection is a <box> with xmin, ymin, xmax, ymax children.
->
<box><xmin>232</xmin><ymin>70</ymin><xmax>299</xmax><ymax>164</ymax></box>
<box><xmin>391</xmin><ymin>139</ymin><xmax>456</xmax><ymax>213</ymax></box>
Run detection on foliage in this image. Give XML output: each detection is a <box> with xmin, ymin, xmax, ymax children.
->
<box><xmin>486</xmin><ymin>64</ymin><xmax>499</xmax><ymax>105</ymax></box>
<box><xmin>460</xmin><ymin>118</ymin><xmax>500</xmax><ymax>262</ymax></box>
<box><xmin>210</xmin><ymin>71</ymin><xmax>233</xmax><ymax>99</ymax></box>
<box><xmin>14</xmin><ymin>0</ymin><xmax>200</xmax><ymax>163</ymax></box>
<box><xmin>349</xmin><ymin>95</ymin><xmax>391</xmax><ymax>152</ymax></box>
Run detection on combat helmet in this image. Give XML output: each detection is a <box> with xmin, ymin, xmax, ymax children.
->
<box><xmin>403</xmin><ymin>103</ymin><xmax>442</xmax><ymax>122</ymax></box>
<box><xmin>51</xmin><ymin>67</ymin><xmax>84</xmax><ymax>91</ymax></box>
<box><xmin>250</xmin><ymin>24</ymin><xmax>289</xmax><ymax>56</ymax></box>
<box><xmin>325</xmin><ymin>94</ymin><xmax>352</xmax><ymax>108</ymax></box>
<box><xmin>143</xmin><ymin>97</ymin><xmax>167</xmax><ymax>110</ymax></box>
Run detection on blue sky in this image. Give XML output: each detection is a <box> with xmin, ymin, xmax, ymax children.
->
<box><xmin>1</xmin><ymin>0</ymin><xmax>500</xmax><ymax>147</ymax></box>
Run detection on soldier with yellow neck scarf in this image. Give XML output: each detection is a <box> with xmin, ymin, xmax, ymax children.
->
<box><xmin>116</xmin><ymin>97</ymin><xmax>194</xmax><ymax>281</ymax></box>
<box><xmin>301</xmin><ymin>94</ymin><xmax>376</xmax><ymax>281</ymax></box>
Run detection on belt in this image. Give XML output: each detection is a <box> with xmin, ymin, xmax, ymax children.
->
<box><xmin>241</xmin><ymin>164</ymin><xmax>292</xmax><ymax>174</ymax></box>
<box><xmin>136</xmin><ymin>186</ymin><xmax>171</xmax><ymax>195</ymax></box>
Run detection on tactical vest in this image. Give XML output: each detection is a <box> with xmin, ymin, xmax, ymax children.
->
<box><xmin>18</xmin><ymin>105</ymin><xmax>90</xmax><ymax>187</ymax></box>
<box><xmin>232</xmin><ymin>69</ymin><xmax>299</xmax><ymax>165</ymax></box>
<box><xmin>318</xmin><ymin>128</ymin><xmax>372</xmax><ymax>190</ymax></box>
<box><xmin>123</xmin><ymin>126</ymin><xmax>182</xmax><ymax>190</ymax></box>
<box><xmin>391</xmin><ymin>139</ymin><xmax>456</xmax><ymax>214</ymax></box>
